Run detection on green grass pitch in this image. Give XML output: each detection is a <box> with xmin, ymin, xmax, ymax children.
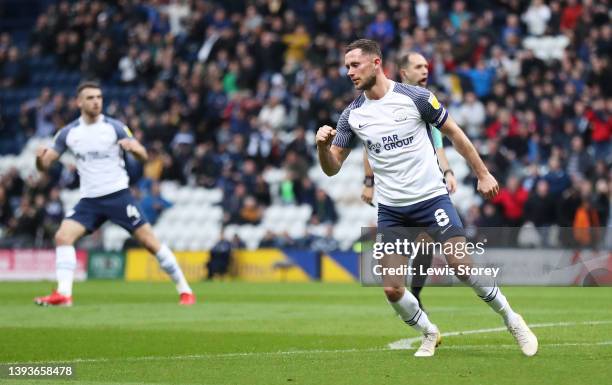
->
<box><xmin>1</xmin><ymin>281</ymin><xmax>611</xmax><ymax>384</ymax></box>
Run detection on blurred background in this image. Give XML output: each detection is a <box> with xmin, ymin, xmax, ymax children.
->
<box><xmin>0</xmin><ymin>0</ymin><xmax>609</xmax><ymax>282</ymax></box>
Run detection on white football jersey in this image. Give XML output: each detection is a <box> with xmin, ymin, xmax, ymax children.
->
<box><xmin>53</xmin><ymin>114</ymin><xmax>133</xmax><ymax>198</ymax></box>
<box><xmin>333</xmin><ymin>81</ymin><xmax>449</xmax><ymax>206</ymax></box>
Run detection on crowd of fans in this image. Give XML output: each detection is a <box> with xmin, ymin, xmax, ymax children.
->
<box><xmin>0</xmin><ymin>0</ymin><xmax>610</xmax><ymax>249</ymax></box>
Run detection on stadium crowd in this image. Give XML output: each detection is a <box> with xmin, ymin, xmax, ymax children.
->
<box><xmin>0</xmin><ymin>0</ymin><xmax>610</xmax><ymax>249</ymax></box>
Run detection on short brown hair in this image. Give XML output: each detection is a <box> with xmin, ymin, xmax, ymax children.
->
<box><xmin>398</xmin><ymin>52</ymin><xmax>422</xmax><ymax>69</ymax></box>
<box><xmin>76</xmin><ymin>81</ymin><xmax>101</xmax><ymax>95</ymax></box>
<box><xmin>345</xmin><ymin>39</ymin><xmax>382</xmax><ymax>59</ymax></box>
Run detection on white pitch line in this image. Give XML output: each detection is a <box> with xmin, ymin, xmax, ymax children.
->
<box><xmin>416</xmin><ymin>341</ymin><xmax>612</xmax><ymax>350</ymax></box>
<box><xmin>4</xmin><ymin>320</ymin><xmax>612</xmax><ymax>365</ymax></box>
<box><xmin>2</xmin><ymin>348</ymin><xmax>388</xmax><ymax>366</ymax></box>
<box><xmin>388</xmin><ymin>320</ymin><xmax>612</xmax><ymax>350</ymax></box>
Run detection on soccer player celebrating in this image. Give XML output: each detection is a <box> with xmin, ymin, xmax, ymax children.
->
<box><xmin>361</xmin><ymin>52</ymin><xmax>457</xmax><ymax>311</ymax></box>
<box><xmin>317</xmin><ymin>40</ymin><xmax>537</xmax><ymax>357</ymax></box>
<box><xmin>34</xmin><ymin>81</ymin><xmax>196</xmax><ymax>306</ymax></box>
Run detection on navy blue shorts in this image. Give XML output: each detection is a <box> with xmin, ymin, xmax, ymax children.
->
<box><xmin>66</xmin><ymin>189</ymin><xmax>148</xmax><ymax>233</ymax></box>
<box><xmin>377</xmin><ymin>194</ymin><xmax>465</xmax><ymax>242</ymax></box>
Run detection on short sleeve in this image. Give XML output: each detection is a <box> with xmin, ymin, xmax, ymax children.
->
<box><xmin>414</xmin><ymin>89</ymin><xmax>448</xmax><ymax>129</ymax></box>
<box><xmin>114</xmin><ymin>124</ymin><xmax>133</xmax><ymax>140</ymax></box>
<box><xmin>52</xmin><ymin>127</ymin><xmax>70</xmax><ymax>155</ymax></box>
<box><xmin>431</xmin><ymin>127</ymin><xmax>443</xmax><ymax>149</ymax></box>
<box><xmin>331</xmin><ymin>109</ymin><xmax>355</xmax><ymax>148</ymax></box>
<box><xmin>106</xmin><ymin>117</ymin><xmax>134</xmax><ymax>141</ymax></box>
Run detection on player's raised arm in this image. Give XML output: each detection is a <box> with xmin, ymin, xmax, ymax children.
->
<box><xmin>316</xmin><ymin>125</ymin><xmax>350</xmax><ymax>176</ymax></box>
<box><xmin>439</xmin><ymin>115</ymin><xmax>498</xmax><ymax>199</ymax></box>
<box><xmin>35</xmin><ymin>146</ymin><xmax>60</xmax><ymax>172</ymax></box>
<box><xmin>37</xmin><ymin>124</ymin><xmax>70</xmax><ymax>172</ymax></box>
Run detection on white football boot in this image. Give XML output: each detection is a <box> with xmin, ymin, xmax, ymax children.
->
<box><xmin>506</xmin><ymin>314</ymin><xmax>538</xmax><ymax>356</ymax></box>
<box><xmin>414</xmin><ymin>325</ymin><xmax>441</xmax><ymax>357</ymax></box>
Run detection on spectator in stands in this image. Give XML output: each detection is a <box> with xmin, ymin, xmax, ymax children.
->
<box><xmin>0</xmin><ymin>186</ymin><xmax>12</xmax><ymax>230</ymax></box>
<box><xmin>566</xmin><ymin>136</ymin><xmax>593</xmax><ymax>180</ymax></box>
<box><xmin>366</xmin><ymin>11</ymin><xmax>395</xmax><ymax>52</ymax></box>
<box><xmin>524</xmin><ymin>179</ymin><xmax>557</xmax><ymax>245</ymax></box>
<box><xmin>8</xmin><ymin>195</ymin><xmax>44</xmax><ymax>247</ymax></box>
<box><xmin>3</xmin><ymin>168</ymin><xmax>24</xmax><ymax>206</ymax></box>
<box><xmin>143</xmin><ymin>141</ymin><xmax>171</xmax><ymax>182</ymax></box>
<box><xmin>456</xmin><ymin>60</ymin><xmax>496</xmax><ymax>98</ymax></box>
<box><xmin>286</xmin><ymin>126</ymin><xmax>312</xmax><ymax>165</ymax></box>
<box><xmin>449</xmin><ymin>1</ymin><xmax>470</xmax><ymax>30</ymax></box>
<box><xmin>259</xmin><ymin>230</ymin><xmax>277</xmax><ymax>248</ymax></box>
<box><xmin>139</xmin><ymin>181</ymin><xmax>172</xmax><ymax>225</ymax></box>
<box><xmin>1</xmin><ymin>46</ymin><xmax>28</xmax><ymax>88</ymax></box>
<box><xmin>560</xmin><ymin>0</ymin><xmax>583</xmax><ymax>32</ymax></box>
<box><xmin>573</xmin><ymin>180</ymin><xmax>603</xmax><ymax>248</ymax></box>
<box><xmin>252</xmin><ymin>175</ymin><xmax>271</xmax><ymax>207</ymax></box>
<box><xmin>238</xmin><ymin>196</ymin><xmax>262</xmax><ymax>225</ymax></box>
<box><xmin>258</xmin><ymin>95</ymin><xmax>286</xmax><ymax>133</ymax></box>
<box><xmin>545</xmin><ymin>156</ymin><xmax>572</xmax><ymax>198</ymax></box>
<box><xmin>207</xmin><ymin>231</ymin><xmax>232</xmax><ymax>280</ymax></box>
<box><xmin>230</xmin><ymin>233</ymin><xmax>246</xmax><ymax>249</ymax></box>
<box><xmin>43</xmin><ymin>187</ymin><xmax>64</xmax><ymax>242</ymax></box>
<box><xmin>22</xmin><ymin>88</ymin><xmax>55</xmax><ymax>137</ymax></box>
<box><xmin>310</xmin><ymin>224</ymin><xmax>340</xmax><ymax>254</ymax></box>
<box><xmin>522</xmin><ymin>0</ymin><xmax>551</xmax><ymax>36</ymax></box>
<box><xmin>310</xmin><ymin>188</ymin><xmax>337</xmax><ymax>225</ymax></box>
<box><xmin>584</xmin><ymin>97</ymin><xmax>611</xmax><ymax>161</ymax></box>
<box><xmin>493</xmin><ymin>175</ymin><xmax>529</xmax><ymax>225</ymax></box>
<box><xmin>455</xmin><ymin>92</ymin><xmax>486</xmax><ymax>139</ymax></box>
<box><xmin>223</xmin><ymin>183</ymin><xmax>246</xmax><ymax>225</ymax></box>
<box><xmin>282</xmin><ymin>24</ymin><xmax>311</xmax><ymax>64</ymax></box>
<box><xmin>118</xmin><ymin>46</ymin><xmax>139</xmax><ymax>84</ymax></box>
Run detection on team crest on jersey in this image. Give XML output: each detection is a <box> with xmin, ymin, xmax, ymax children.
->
<box><xmin>392</xmin><ymin>108</ymin><xmax>409</xmax><ymax>122</ymax></box>
<box><xmin>428</xmin><ymin>93</ymin><xmax>441</xmax><ymax>110</ymax></box>
<box><xmin>366</xmin><ymin>139</ymin><xmax>382</xmax><ymax>154</ymax></box>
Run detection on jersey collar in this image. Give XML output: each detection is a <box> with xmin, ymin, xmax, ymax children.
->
<box><xmin>364</xmin><ymin>80</ymin><xmax>395</xmax><ymax>102</ymax></box>
<box><xmin>79</xmin><ymin>114</ymin><xmax>104</xmax><ymax>126</ymax></box>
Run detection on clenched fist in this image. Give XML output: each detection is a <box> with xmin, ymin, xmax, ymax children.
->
<box><xmin>477</xmin><ymin>172</ymin><xmax>499</xmax><ymax>199</ymax></box>
<box><xmin>316</xmin><ymin>125</ymin><xmax>337</xmax><ymax>147</ymax></box>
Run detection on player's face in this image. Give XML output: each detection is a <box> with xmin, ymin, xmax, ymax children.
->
<box><xmin>345</xmin><ymin>49</ymin><xmax>378</xmax><ymax>91</ymax></box>
<box><xmin>401</xmin><ymin>54</ymin><xmax>429</xmax><ymax>87</ymax></box>
<box><xmin>77</xmin><ymin>87</ymin><xmax>103</xmax><ymax>117</ymax></box>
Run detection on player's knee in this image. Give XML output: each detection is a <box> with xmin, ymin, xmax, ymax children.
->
<box><xmin>54</xmin><ymin>230</ymin><xmax>74</xmax><ymax>246</ymax></box>
<box><xmin>383</xmin><ymin>287</ymin><xmax>404</xmax><ymax>302</ymax></box>
<box><xmin>134</xmin><ymin>227</ymin><xmax>159</xmax><ymax>253</ymax></box>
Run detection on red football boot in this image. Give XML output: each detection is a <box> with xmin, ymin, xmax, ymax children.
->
<box><xmin>34</xmin><ymin>290</ymin><xmax>73</xmax><ymax>307</ymax></box>
<box><xmin>179</xmin><ymin>292</ymin><xmax>196</xmax><ymax>306</ymax></box>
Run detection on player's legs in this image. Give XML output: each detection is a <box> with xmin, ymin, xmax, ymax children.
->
<box><xmin>413</xmin><ymin>195</ymin><xmax>514</xmax><ymax>316</ymax></box>
<box><xmin>105</xmin><ymin>189</ymin><xmax>194</xmax><ymax>303</ymax></box>
<box><xmin>384</xmin><ymin>285</ymin><xmax>440</xmax><ymax>357</ymax></box>
<box><xmin>35</xmin><ymin>196</ymin><xmax>103</xmax><ymax>306</ymax></box>
<box><xmin>378</xmin><ymin>206</ymin><xmax>440</xmax><ymax>356</ymax></box>
<box><xmin>54</xmin><ymin>219</ymin><xmax>87</xmax><ymax>296</ymax></box>
<box><xmin>442</xmin><ymin>235</ymin><xmax>537</xmax><ymax>355</ymax></box>
<box><xmin>131</xmin><ymin>224</ymin><xmax>194</xmax><ymax>299</ymax></box>
<box><xmin>422</xmin><ymin>195</ymin><xmax>537</xmax><ymax>356</ymax></box>
<box><xmin>410</xmin><ymin>232</ymin><xmax>433</xmax><ymax>310</ymax></box>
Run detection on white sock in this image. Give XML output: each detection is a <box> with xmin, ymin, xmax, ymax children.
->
<box><xmin>155</xmin><ymin>244</ymin><xmax>192</xmax><ymax>294</ymax></box>
<box><xmin>388</xmin><ymin>290</ymin><xmax>435</xmax><ymax>334</ymax></box>
<box><xmin>56</xmin><ymin>245</ymin><xmax>76</xmax><ymax>296</ymax></box>
<box><xmin>467</xmin><ymin>275</ymin><xmax>517</xmax><ymax>324</ymax></box>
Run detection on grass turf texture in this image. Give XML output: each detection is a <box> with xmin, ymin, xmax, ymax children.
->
<box><xmin>1</xmin><ymin>281</ymin><xmax>611</xmax><ymax>385</ymax></box>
